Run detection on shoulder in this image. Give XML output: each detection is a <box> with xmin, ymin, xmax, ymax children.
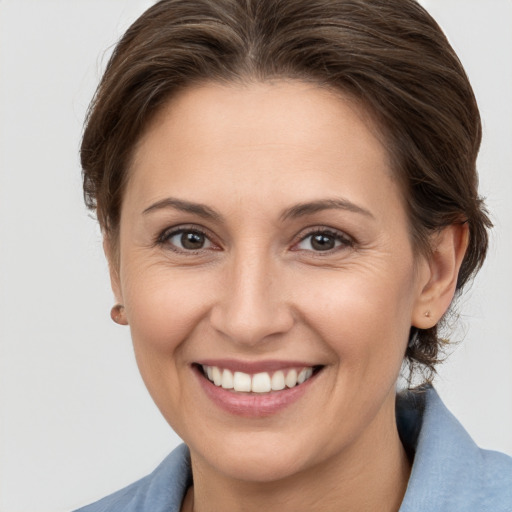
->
<box><xmin>73</xmin><ymin>444</ymin><xmax>191</xmax><ymax>512</ymax></box>
<box><xmin>398</xmin><ymin>387</ymin><xmax>512</xmax><ymax>512</ymax></box>
<box><xmin>477</xmin><ymin>444</ymin><xmax>512</xmax><ymax>502</ymax></box>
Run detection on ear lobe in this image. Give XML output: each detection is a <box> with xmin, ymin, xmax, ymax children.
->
<box><xmin>412</xmin><ymin>223</ymin><xmax>469</xmax><ymax>329</ymax></box>
<box><xmin>103</xmin><ymin>236</ymin><xmax>123</xmax><ymax>305</ymax></box>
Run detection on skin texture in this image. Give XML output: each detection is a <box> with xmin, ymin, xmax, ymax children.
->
<box><xmin>108</xmin><ymin>81</ymin><xmax>468</xmax><ymax>512</ymax></box>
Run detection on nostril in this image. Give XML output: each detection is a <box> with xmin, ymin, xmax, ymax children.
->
<box><xmin>209</xmin><ymin>302</ymin><xmax>294</xmax><ymax>347</ymax></box>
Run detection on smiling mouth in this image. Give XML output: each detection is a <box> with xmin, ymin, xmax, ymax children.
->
<box><xmin>196</xmin><ymin>364</ymin><xmax>323</xmax><ymax>393</ymax></box>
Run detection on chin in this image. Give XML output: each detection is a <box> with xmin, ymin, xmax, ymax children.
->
<box><xmin>203</xmin><ymin>450</ymin><xmax>308</xmax><ymax>483</ymax></box>
<box><xmin>188</xmin><ymin>428</ymin><xmax>325</xmax><ymax>484</ymax></box>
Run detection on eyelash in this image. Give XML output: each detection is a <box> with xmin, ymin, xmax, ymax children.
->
<box><xmin>156</xmin><ymin>226</ymin><xmax>216</xmax><ymax>254</ymax></box>
<box><xmin>291</xmin><ymin>228</ymin><xmax>354</xmax><ymax>254</ymax></box>
<box><xmin>155</xmin><ymin>226</ymin><xmax>354</xmax><ymax>254</ymax></box>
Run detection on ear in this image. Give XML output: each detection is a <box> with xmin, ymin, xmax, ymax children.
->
<box><xmin>412</xmin><ymin>223</ymin><xmax>469</xmax><ymax>329</ymax></box>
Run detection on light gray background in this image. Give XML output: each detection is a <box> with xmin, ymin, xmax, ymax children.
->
<box><xmin>0</xmin><ymin>1</ymin><xmax>511</xmax><ymax>511</ymax></box>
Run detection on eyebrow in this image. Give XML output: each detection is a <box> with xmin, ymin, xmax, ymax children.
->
<box><xmin>143</xmin><ymin>198</ymin><xmax>222</xmax><ymax>221</ymax></box>
<box><xmin>280</xmin><ymin>198</ymin><xmax>374</xmax><ymax>221</ymax></box>
<box><xmin>142</xmin><ymin>196</ymin><xmax>374</xmax><ymax>222</ymax></box>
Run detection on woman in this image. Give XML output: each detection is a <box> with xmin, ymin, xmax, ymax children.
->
<box><xmin>75</xmin><ymin>0</ymin><xmax>512</xmax><ymax>510</ymax></box>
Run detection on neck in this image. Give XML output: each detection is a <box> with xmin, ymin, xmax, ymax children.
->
<box><xmin>184</xmin><ymin>394</ymin><xmax>411</xmax><ymax>512</ymax></box>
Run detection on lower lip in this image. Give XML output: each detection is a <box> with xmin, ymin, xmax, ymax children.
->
<box><xmin>194</xmin><ymin>366</ymin><xmax>319</xmax><ymax>418</ymax></box>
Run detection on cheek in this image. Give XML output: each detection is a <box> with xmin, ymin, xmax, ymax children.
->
<box><xmin>297</xmin><ymin>262</ymin><xmax>416</xmax><ymax>364</ymax></box>
<box><xmin>121</xmin><ymin>266</ymin><xmax>216</xmax><ymax>433</ymax></box>
<box><xmin>123</xmin><ymin>265</ymin><xmax>214</xmax><ymax>357</ymax></box>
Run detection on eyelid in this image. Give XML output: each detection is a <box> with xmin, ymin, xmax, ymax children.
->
<box><xmin>155</xmin><ymin>224</ymin><xmax>220</xmax><ymax>252</ymax></box>
<box><xmin>291</xmin><ymin>226</ymin><xmax>354</xmax><ymax>252</ymax></box>
<box><xmin>154</xmin><ymin>224</ymin><xmax>353</xmax><ymax>254</ymax></box>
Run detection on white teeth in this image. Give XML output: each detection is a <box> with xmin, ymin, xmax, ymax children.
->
<box><xmin>252</xmin><ymin>372</ymin><xmax>271</xmax><ymax>393</ymax></box>
<box><xmin>233</xmin><ymin>371</ymin><xmax>252</xmax><ymax>392</ymax></box>
<box><xmin>221</xmin><ymin>369</ymin><xmax>234</xmax><ymax>389</ymax></box>
<box><xmin>271</xmin><ymin>370</ymin><xmax>285</xmax><ymax>391</ymax></box>
<box><xmin>297</xmin><ymin>368</ymin><xmax>313</xmax><ymax>384</ymax></box>
<box><xmin>285</xmin><ymin>369</ymin><xmax>298</xmax><ymax>388</ymax></box>
<box><xmin>212</xmin><ymin>366</ymin><xmax>222</xmax><ymax>386</ymax></box>
<box><xmin>202</xmin><ymin>365</ymin><xmax>316</xmax><ymax>393</ymax></box>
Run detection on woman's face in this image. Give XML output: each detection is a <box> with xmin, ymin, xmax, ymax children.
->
<box><xmin>114</xmin><ymin>81</ymin><xmax>432</xmax><ymax>482</ymax></box>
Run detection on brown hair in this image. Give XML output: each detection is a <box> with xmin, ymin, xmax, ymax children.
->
<box><xmin>81</xmin><ymin>0</ymin><xmax>492</xmax><ymax>379</ymax></box>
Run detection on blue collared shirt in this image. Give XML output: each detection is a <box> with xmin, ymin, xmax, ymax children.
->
<box><xmin>75</xmin><ymin>387</ymin><xmax>512</xmax><ymax>511</ymax></box>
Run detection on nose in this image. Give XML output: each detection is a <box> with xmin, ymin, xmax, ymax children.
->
<box><xmin>209</xmin><ymin>251</ymin><xmax>295</xmax><ymax>347</ymax></box>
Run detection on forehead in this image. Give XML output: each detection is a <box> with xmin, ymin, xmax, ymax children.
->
<box><xmin>136</xmin><ymin>80</ymin><xmax>388</xmax><ymax>159</ymax></box>
<box><xmin>126</xmin><ymin>80</ymin><xmax>403</xmax><ymax>220</ymax></box>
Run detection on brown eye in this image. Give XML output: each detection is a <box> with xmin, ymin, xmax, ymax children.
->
<box><xmin>310</xmin><ymin>233</ymin><xmax>336</xmax><ymax>251</ymax></box>
<box><xmin>181</xmin><ymin>231</ymin><xmax>206</xmax><ymax>250</ymax></box>
<box><xmin>162</xmin><ymin>229</ymin><xmax>213</xmax><ymax>251</ymax></box>
<box><xmin>295</xmin><ymin>230</ymin><xmax>352</xmax><ymax>252</ymax></box>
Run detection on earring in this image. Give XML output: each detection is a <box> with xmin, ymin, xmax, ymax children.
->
<box><xmin>110</xmin><ymin>304</ymin><xmax>127</xmax><ymax>325</ymax></box>
<box><xmin>424</xmin><ymin>310</ymin><xmax>431</xmax><ymax>318</ymax></box>
<box><xmin>408</xmin><ymin>328</ymin><xmax>420</xmax><ymax>348</ymax></box>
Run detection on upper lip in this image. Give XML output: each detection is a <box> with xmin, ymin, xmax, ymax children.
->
<box><xmin>194</xmin><ymin>359</ymin><xmax>322</xmax><ymax>374</ymax></box>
